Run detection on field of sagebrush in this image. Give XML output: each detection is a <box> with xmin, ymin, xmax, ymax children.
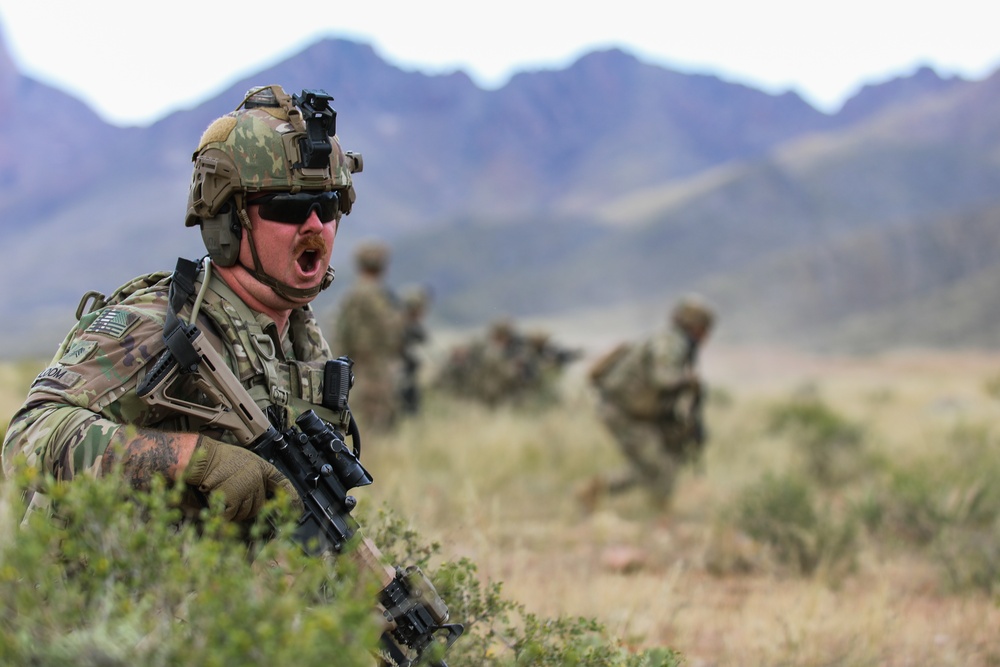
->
<box><xmin>2</xmin><ymin>344</ymin><xmax>1000</xmax><ymax>665</ymax></box>
<box><xmin>363</xmin><ymin>344</ymin><xmax>1000</xmax><ymax>666</ymax></box>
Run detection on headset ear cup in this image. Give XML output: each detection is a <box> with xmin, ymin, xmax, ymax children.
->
<box><xmin>200</xmin><ymin>206</ymin><xmax>242</xmax><ymax>266</ymax></box>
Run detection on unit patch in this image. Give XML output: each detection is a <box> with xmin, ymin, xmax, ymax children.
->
<box><xmin>59</xmin><ymin>340</ymin><xmax>98</xmax><ymax>366</ymax></box>
<box><xmin>34</xmin><ymin>366</ymin><xmax>83</xmax><ymax>389</ymax></box>
<box><xmin>85</xmin><ymin>308</ymin><xmax>140</xmax><ymax>340</ymax></box>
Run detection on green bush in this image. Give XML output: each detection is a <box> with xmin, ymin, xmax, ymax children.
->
<box><xmin>730</xmin><ymin>472</ymin><xmax>857</xmax><ymax>577</ymax></box>
<box><xmin>859</xmin><ymin>427</ymin><xmax>1000</xmax><ymax>594</ymax></box>
<box><xmin>767</xmin><ymin>396</ymin><xmax>865</xmax><ymax>485</ymax></box>
<box><xmin>362</xmin><ymin>504</ymin><xmax>683</xmax><ymax>667</ymax></box>
<box><xmin>0</xmin><ymin>469</ymin><xmax>379</xmax><ymax>667</ymax></box>
<box><xmin>935</xmin><ymin>521</ymin><xmax>1000</xmax><ymax>595</ymax></box>
<box><xmin>0</xmin><ymin>470</ymin><xmax>682</xmax><ymax>667</ymax></box>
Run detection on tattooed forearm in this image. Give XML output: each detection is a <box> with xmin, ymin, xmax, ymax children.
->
<box><xmin>102</xmin><ymin>428</ymin><xmax>182</xmax><ymax>490</ymax></box>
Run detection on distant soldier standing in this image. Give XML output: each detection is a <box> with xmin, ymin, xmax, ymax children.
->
<box><xmin>583</xmin><ymin>295</ymin><xmax>715</xmax><ymax>510</ymax></box>
<box><xmin>332</xmin><ymin>241</ymin><xmax>403</xmax><ymax>432</ymax></box>
<box><xmin>398</xmin><ymin>285</ymin><xmax>431</xmax><ymax>415</ymax></box>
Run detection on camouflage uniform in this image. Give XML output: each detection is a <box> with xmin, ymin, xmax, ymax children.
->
<box><xmin>435</xmin><ymin>321</ymin><xmax>579</xmax><ymax>408</ymax></box>
<box><xmin>2</xmin><ymin>84</ymin><xmax>363</xmax><ymax>521</ymax></box>
<box><xmin>586</xmin><ymin>296</ymin><xmax>714</xmax><ymax>509</ymax></box>
<box><xmin>332</xmin><ymin>242</ymin><xmax>403</xmax><ymax>432</ymax></box>
<box><xmin>398</xmin><ymin>286</ymin><xmax>431</xmax><ymax>415</ymax></box>
<box><xmin>2</xmin><ymin>267</ymin><xmax>339</xmax><ymax>517</ymax></box>
<box><xmin>518</xmin><ymin>330</ymin><xmax>581</xmax><ymax>407</ymax></box>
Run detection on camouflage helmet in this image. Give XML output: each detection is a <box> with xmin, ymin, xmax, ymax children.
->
<box><xmin>488</xmin><ymin>317</ymin><xmax>515</xmax><ymax>341</ymax></box>
<box><xmin>671</xmin><ymin>293</ymin><xmax>715</xmax><ymax>335</ymax></box>
<box><xmin>526</xmin><ymin>329</ymin><xmax>551</xmax><ymax>349</ymax></box>
<box><xmin>354</xmin><ymin>240</ymin><xmax>390</xmax><ymax>273</ymax></box>
<box><xmin>185</xmin><ymin>84</ymin><xmax>363</xmax><ymax>227</ymax></box>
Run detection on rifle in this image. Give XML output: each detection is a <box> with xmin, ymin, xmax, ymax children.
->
<box><xmin>687</xmin><ymin>386</ymin><xmax>707</xmax><ymax>470</ymax></box>
<box><xmin>136</xmin><ymin>326</ymin><xmax>463</xmax><ymax>666</ymax></box>
<box><xmin>655</xmin><ymin>379</ymin><xmax>707</xmax><ymax>470</ymax></box>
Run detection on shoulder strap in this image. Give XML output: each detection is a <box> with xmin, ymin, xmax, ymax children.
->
<box><xmin>135</xmin><ymin>258</ymin><xmax>204</xmax><ymax>396</ymax></box>
<box><xmin>161</xmin><ymin>257</ymin><xmax>204</xmax><ymax>373</ymax></box>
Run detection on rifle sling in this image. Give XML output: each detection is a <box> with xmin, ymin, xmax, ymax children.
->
<box><xmin>162</xmin><ymin>257</ymin><xmax>203</xmax><ymax>374</ymax></box>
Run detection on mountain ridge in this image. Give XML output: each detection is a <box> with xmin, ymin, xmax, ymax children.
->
<box><xmin>0</xmin><ymin>29</ymin><xmax>995</xmax><ymax>358</ymax></box>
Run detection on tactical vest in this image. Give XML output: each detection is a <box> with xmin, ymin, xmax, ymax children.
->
<box><xmin>82</xmin><ymin>259</ymin><xmax>341</xmax><ymax>436</ymax></box>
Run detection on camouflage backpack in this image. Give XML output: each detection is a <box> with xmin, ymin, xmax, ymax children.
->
<box><xmin>74</xmin><ymin>271</ymin><xmax>174</xmax><ymax>321</ymax></box>
<box><xmin>590</xmin><ymin>339</ymin><xmax>664</xmax><ymax>418</ymax></box>
<box><xmin>588</xmin><ymin>341</ymin><xmax>633</xmax><ymax>387</ymax></box>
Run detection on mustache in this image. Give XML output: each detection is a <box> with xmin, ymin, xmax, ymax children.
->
<box><xmin>296</xmin><ymin>235</ymin><xmax>329</xmax><ymax>256</ymax></box>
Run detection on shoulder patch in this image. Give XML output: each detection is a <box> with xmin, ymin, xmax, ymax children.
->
<box><xmin>34</xmin><ymin>365</ymin><xmax>83</xmax><ymax>389</ymax></box>
<box><xmin>59</xmin><ymin>340</ymin><xmax>98</xmax><ymax>366</ymax></box>
<box><xmin>85</xmin><ymin>308</ymin><xmax>141</xmax><ymax>340</ymax></box>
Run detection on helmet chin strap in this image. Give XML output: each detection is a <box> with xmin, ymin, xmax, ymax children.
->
<box><xmin>236</xmin><ymin>207</ymin><xmax>335</xmax><ymax>301</ymax></box>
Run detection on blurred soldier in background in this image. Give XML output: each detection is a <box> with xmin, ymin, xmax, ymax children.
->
<box><xmin>581</xmin><ymin>294</ymin><xmax>716</xmax><ymax>511</ymax></box>
<box><xmin>434</xmin><ymin>319</ymin><xmax>580</xmax><ymax>408</ymax></box>
<box><xmin>433</xmin><ymin>319</ymin><xmax>522</xmax><ymax>407</ymax></box>
<box><xmin>520</xmin><ymin>329</ymin><xmax>583</xmax><ymax>406</ymax></box>
<box><xmin>466</xmin><ymin>318</ymin><xmax>525</xmax><ymax>407</ymax></box>
<box><xmin>398</xmin><ymin>284</ymin><xmax>432</xmax><ymax>415</ymax></box>
<box><xmin>331</xmin><ymin>240</ymin><xmax>403</xmax><ymax>432</ymax></box>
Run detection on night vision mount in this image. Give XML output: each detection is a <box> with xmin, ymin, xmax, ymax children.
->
<box><xmin>293</xmin><ymin>89</ymin><xmax>337</xmax><ymax>170</ymax></box>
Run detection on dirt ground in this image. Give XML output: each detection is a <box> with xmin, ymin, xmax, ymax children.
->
<box><xmin>394</xmin><ymin>343</ymin><xmax>1000</xmax><ymax>666</ymax></box>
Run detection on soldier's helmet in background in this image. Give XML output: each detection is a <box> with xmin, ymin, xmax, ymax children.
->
<box><xmin>354</xmin><ymin>240</ymin><xmax>390</xmax><ymax>273</ymax></box>
<box><xmin>671</xmin><ymin>294</ymin><xmax>716</xmax><ymax>336</ymax></box>
<box><xmin>526</xmin><ymin>329</ymin><xmax>551</xmax><ymax>350</ymax></box>
<box><xmin>488</xmin><ymin>318</ymin><xmax>515</xmax><ymax>341</ymax></box>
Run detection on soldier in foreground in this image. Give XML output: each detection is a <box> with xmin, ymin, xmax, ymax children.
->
<box><xmin>582</xmin><ymin>295</ymin><xmax>715</xmax><ymax>511</ymax></box>
<box><xmin>331</xmin><ymin>241</ymin><xmax>404</xmax><ymax>432</ymax></box>
<box><xmin>2</xmin><ymin>84</ymin><xmax>361</xmax><ymax>520</ymax></box>
<box><xmin>2</xmin><ymin>85</ymin><xmax>461</xmax><ymax>665</ymax></box>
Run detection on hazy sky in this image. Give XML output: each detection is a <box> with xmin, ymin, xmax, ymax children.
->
<box><xmin>1</xmin><ymin>0</ymin><xmax>998</xmax><ymax>126</ymax></box>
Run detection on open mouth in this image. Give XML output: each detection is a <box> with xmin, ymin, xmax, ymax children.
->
<box><xmin>297</xmin><ymin>249</ymin><xmax>321</xmax><ymax>275</ymax></box>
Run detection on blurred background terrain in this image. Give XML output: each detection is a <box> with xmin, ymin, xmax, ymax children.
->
<box><xmin>1</xmin><ymin>29</ymin><xmax>999</xmax><ymax>358</ymax></box>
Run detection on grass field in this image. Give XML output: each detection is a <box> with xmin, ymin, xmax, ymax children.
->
<box><xmin>3</xmin><ymin>343</ymin><xmax>1000</xmax><ymax>665</ymax></box>
<box><xmin>363</xmin><ymin>343</ymin><xmax>1000</xmax><ymax>666</ymax></box>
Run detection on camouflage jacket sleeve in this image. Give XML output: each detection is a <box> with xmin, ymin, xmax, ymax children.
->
<box><xmin>2</xmin><ymin>300</ymin><xmax>174</xmax><ymax>481</ymax></box>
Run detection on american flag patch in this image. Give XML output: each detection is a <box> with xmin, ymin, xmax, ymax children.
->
<box><xmin>86</xmin><ymin>308</ymin><xmax>140</xmax><ymax>339</ymax></box>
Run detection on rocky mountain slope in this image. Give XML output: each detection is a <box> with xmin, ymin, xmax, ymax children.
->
<box><xmin>0</xmin><ymin>27</ymin><xmax>995</xmax><ymax>357</ymax></box>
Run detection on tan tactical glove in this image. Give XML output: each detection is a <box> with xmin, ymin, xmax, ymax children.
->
<box><xmin>184</xmin><ymin>436</ymin><xmax>299</xmax><ymax>521</ymax></box>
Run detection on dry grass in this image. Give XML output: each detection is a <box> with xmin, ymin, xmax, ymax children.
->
<box><xmin>361</xmin><ymin>344</ymin><xmax>1000</xmax><ymax>666</ymax></box>
<box><xmin>3</xmin><ymin>345</ymin><xmax>1000</xmax><ymax>665</ymax></box>
<box><xmin>0</xmin><ymin>358</ymin><xmax>46</xmax><ymax>433</ymax></box>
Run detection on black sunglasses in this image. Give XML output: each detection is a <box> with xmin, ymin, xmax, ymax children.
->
<box><xmin>251</xmin><ymin>191</ymin><xmax>341</xmax><ymax>224</ymax></box>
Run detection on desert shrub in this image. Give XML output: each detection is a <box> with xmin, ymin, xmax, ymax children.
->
<box><xmin>859</xmin><ymin>426</ymin><xmax>1000</xmax><ymax>594</ymax></box>
<box><xmin>865</xmin><ymin>427</ymin><xmax>1000</xmax><ymax>546</ymax></box>
<box><xmin>363</xmin><ymin>504</ymin><xmax>683</xmax><ymax>667</ymax></box>
<box><xmin>934</xmin><ymin>521</ymin><xmax>1000</xmax><ymax>595</ymax></box>
<box><xmin>767</xmin><ymin>396</ymin><xmax>866</xmax><ymax>485</ymax></box>
<box><xmin>729</xmin><ymin>472</ymin><xmax>857</xmax><ymax>577</ymax></box>
<box><xmin>870</xmin><ymin>463</ymin><xmax>952</xmax><ymax>545</ymax></box>
<box><xmin>0</xmin><ymin>468</ymin><xmax>379</xmax><ymax>667</ymax></box>
<box><xmin>0</xmin><ymin>469</ymin><xmax>682</xmax><ymax>667</ymax></box>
